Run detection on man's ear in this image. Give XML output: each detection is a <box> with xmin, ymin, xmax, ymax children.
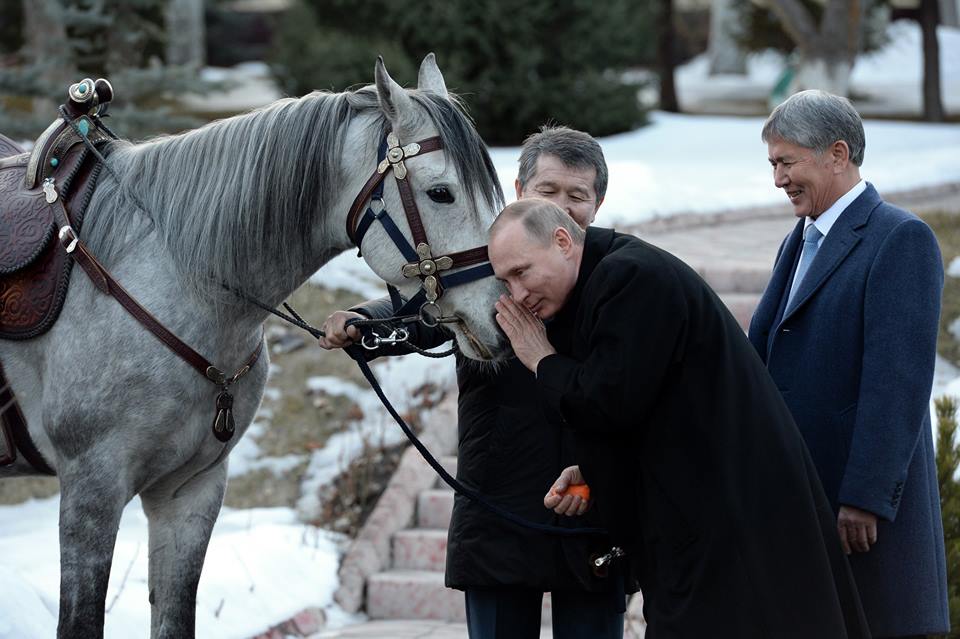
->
<box><xmin>375</xmin><ymin>56</ymin><xmax>414</xmax><ymax>133</ymax></box>
<box><xmin>555</xmin><ymin>227</ymin><xmax>573</xmax><ymax>253</ymax></box>
<box><xmin>830</xmin><ymin>140</ymin><xmax>851</xmax><ymax>173</ymax></box>
<box><xmin>515</xmin><ymin>178</ymin><xmax>524</xmax><ymax>200</ymax></box>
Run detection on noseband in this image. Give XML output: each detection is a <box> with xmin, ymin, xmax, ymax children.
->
<box><xmin>345</xmin><ymin>132</ymin><xmax>495</xmax><ymax>328</ymax></box>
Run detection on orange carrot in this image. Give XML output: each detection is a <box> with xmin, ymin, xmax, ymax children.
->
<box><xmin>560</xmin><ymin>484</ymin><xmax>590</xmax><ymax>500</ymax></box>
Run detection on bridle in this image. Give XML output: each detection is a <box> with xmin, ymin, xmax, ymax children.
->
<box><xmin>345</xmin><ymin>131</ymin><xmax>497</xmax><ymax>337</ymax></box>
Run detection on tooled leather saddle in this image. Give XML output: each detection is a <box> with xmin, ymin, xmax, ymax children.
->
<box><xmin>0</xmin><ymin>78</ymin><xmax>114</xmax><ymax>472</ymax></box>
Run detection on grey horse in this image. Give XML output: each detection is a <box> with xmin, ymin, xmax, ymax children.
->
<box><xmin>0</xmin><ymin>55</ymin><xmax>507</xmax><ymax>638</ymax></box>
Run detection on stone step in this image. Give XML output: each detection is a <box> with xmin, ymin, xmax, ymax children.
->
<box><xmin>393</xmin><ymin>528</ymin><xmax>448</xmax><ymax>572</ymax></box>
<box><xmin>367</xmin><ymin>569</ymin><xmax>465</xmax><ymax>622</ymax></box>
<box><xmin>717</xmin><ymin>291</ymin><xmax>762</xmax><ymax>331</ymax></box>
<box><xmin>434</xmin><ymin>455</ymin><xmax>457</xmax><ymax>490</ymax></box>
<box><xmin>418</xmin><ymin>489</ymin><xmax>454</xmax><ymax>529</ymax></box>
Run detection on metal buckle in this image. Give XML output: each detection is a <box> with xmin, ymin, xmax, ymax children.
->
<box><xmin>58</xmin><ymin>225</ymin><xmax>79</xmax><ymax>254</ymax></box>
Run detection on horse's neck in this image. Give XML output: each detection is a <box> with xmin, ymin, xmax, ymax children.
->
<box><xmin>143</xmin><ymin>111</ymin><xmax>378</xmax><ymax>319</ymax></box>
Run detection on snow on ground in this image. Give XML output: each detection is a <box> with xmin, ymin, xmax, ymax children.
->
<box><xmin>0</xmin><ymin>500</ymin><xmax>354</xmax><ymax>639</ymax></box>
<box><xmin>3</xmin><ymin>19</ymin><xmax>960</xmax><ymax>638</ymax></box>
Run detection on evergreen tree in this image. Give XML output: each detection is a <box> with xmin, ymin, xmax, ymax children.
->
<box><xmin>0</xmin><ymin>0</ymin><xmax>211</xmax><ymax>141</ymax></box>
<box><xmin>273</xmin><ymin>0</ymin><xmax>653</xmax><ymax>145</ymax></box>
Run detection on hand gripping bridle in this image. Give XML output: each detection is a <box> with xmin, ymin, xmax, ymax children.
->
<box><xmin>345</xmin><ymin>131</ymin><xmax>496</xmax><ymax>332</ymax></box>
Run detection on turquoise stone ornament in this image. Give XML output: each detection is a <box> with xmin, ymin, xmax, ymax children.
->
<box><xmin>50</xmin><ymin>157</ymin><xmax>59</xmax><ymax>167</ymax></box>
<box><xmin>78</xmin><ymin>120</ymin><xmax>90</xmax><ymax>136</ymax></box>
<box><xmin>78</xmin><ymin>84</ymin><xmax>87</xmax><ymax>94</ymax></box>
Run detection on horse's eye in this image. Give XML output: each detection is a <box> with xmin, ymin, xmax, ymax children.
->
<box><xmin>427</xmin><ymin>186</ymin><xmax>454</xmax><ymax>204</ymax></box>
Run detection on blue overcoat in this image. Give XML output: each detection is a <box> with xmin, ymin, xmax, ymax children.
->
<box><xmin>748</xmin><ymin>183</ymin><xmax>949</xmax><ymax>636</ymax></box>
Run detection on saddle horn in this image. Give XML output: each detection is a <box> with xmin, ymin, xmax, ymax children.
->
<box><xmin>65</xmin><ymin>77</ymin><xmax>114</xmax><ymax>118</ymax></box>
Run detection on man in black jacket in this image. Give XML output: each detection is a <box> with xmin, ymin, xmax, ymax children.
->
<box><xmin>489</xmin><ymin>198</ymin><xmax>870</xmax><ymax>638</ymax></box>
<box><xmin>319</xmin><ymin>127</ymin><xmax>627</xmax><ymax>638</ymax></box>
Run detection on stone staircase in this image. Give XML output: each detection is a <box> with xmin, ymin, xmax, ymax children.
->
<box><xmin>365</xmin><ymin>456</ymin><xmax>469</xmax><ymax>623</ymax></box>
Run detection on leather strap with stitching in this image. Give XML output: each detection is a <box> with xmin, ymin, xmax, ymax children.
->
<box><xmin>51</xmin><ymin>199</ymin><xmax>263</xmax><ymax>383</ymax></box>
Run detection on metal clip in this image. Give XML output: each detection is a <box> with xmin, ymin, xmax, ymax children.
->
<box><xmin>361</xmin><ymin>328</ymin><xmax>410</xmax><ymax>351</ymax></box>
<box><xmin>593</xmin><ymin>546</ymin><xmax>626</xmax><ymax>569</ymax></box>
<box><xmin>58</xmin><ymin>225</ymin><xmax>79</xmax><ymax>254</ymax></box>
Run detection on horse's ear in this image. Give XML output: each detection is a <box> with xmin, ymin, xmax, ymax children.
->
<box><xmin>375</xmin><ymin>56</ymin><xmax>414</xmax><ymax>130</ymax></box>
<box><xmin>417</xmin><ymin>53</ymin><xmax>448</xmax><ymax>98</ymax></box>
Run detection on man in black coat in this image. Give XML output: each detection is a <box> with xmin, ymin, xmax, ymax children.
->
<box><xmin>489</xmin><ymin>198</ymin><xmax>870</xmax><ymax>638</ymax></box>
<box><xmin>319</xmin><ymin>127</ymin><xmax>628</xmax><ymax>638</ymax></box>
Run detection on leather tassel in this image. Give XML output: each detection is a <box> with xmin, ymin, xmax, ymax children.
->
<box><xmin>212</xmin><ymin>391</ymin><xmax>235</xmax><ymax>442</ymax></box>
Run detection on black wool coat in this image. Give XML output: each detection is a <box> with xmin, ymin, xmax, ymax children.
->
<box><xmin>535</xmin><ymin>227</ymin><xmax>870</xmax><ymax>638</ymax></box>
<box><xmin>355</xmin><ymin>298</ymin><xmax>626</xmax><ymax>594</ymax></box>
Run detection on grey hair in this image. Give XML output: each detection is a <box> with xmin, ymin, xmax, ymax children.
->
<box><xmin>491</xmin><ymin>198</ymin><xmax>586</xmax><ymax>246</ymax></box>
<box><xmin>517</xmin><ymin>125</ymin><xmax>608</xmax><ymax>201</ymax></box>
<box><xmin>81</xmin><ymin>84</ymin><xmax>503</xmax><ymax>300</ymax></box>
<box><xmin>762</xmin><ymin>90</ymin><xmax>866</xmax><ymax>166</ymax></box>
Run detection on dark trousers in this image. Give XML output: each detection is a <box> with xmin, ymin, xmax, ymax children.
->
<box><xmin>464</xmin><ymin>588</ymin><xmax>624</xmax><ymax>639</ymax></box>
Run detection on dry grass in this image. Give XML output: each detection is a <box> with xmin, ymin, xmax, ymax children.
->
<box><xmin>922</xmin><ymin>211</ymin><xmax>960</xmax><ymax>367</ymax></box>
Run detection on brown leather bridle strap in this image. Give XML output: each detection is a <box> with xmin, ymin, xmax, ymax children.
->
<box><xmin>51</xmin><ymin>199</ymin><xmax>263</xmax><ymax>383</ymax></box>
<box><xmin>395</xmin><ymin>174</ymin><xmax>428</xmax><ymax>247</ymax></box>
<box><xmin>445</xmin><ymin>246</ymin><xmax>490</xmax><ymax>268</ymax></box>
<box><xmin>345</xmin><ymin>135</ymin><xmax>444</xmax><ymax>247</ymax></box>
<box><xmin>345</xmin><ymin>170</ymin><xmax>388</xmax><ymax>246</ymax></box>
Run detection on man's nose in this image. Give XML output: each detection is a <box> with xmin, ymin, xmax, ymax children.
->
<box><xmin>510</xmin><ymin>283</ymin><xmax>529</xmax><ymax>302</ymax></box>
<box><xmin>774</xmin><ymin>166</ymin><xmax>789</xmax><ymax>188</ymax></box>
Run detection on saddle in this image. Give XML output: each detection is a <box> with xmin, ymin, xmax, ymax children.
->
<box><xmin>0</xmin><ymin>81</ymin><xmax>112</xmax><ymax>339</ymax></box>
<box><xmin>0</xmin><ymin>78</ymin><xmax>114</xmax><ymax>472</ymax></box>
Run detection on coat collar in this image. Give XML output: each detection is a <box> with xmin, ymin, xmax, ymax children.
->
<box><xmin>548</xmin><ymin>226</ymin><xmax>616</xmax><ymax>343</ymax></box>
<box><xmin>779</xmin><ymin>182</ymin><xmax>881</xmax><ymax>323</ymax></box>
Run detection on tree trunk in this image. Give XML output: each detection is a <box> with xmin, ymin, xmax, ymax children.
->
<box><xmin>658</xmin><ymin>0</ymin><xmax>679</xmax><ymax>112</ymax></box>
<box><xmin>21</xmin><ymin>0</ymin><xmax>69</xmax><ymax>120</ymax></box>
<box><xmin>792</xmin><ymin>52</ymin><xmax>853</xmax><ymax>96</ymax></box>
<box><xmin>166</xmin><ymin>0</ymin><xmax>206</xmax><ymax>68</ymax></box>
<box><xmin>708</xmin><ymin>0</ymin><xmax>747</xmax><ymax>75</ymax></box>
<box><xmin>921</xmin><ymin>0</ymin><xmax>945</xmax><ymax>121</ymax></box>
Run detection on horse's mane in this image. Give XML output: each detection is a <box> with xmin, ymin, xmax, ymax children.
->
<box><xmin>82</xmin><ymin>85</ymin><xmax>504</xmax><ymax>300</ymax></box>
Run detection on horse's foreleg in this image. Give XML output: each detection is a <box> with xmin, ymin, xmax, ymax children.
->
<box><xmin>140</xmin><ymin>462</ymin><xmax>227</xmax><ymax>639</ymax></box>
<box><xmin>56</xmin><ymin>464</ymin><xmax>128</xmax><ymax>639</ymax></box>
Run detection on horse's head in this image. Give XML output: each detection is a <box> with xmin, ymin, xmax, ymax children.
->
<box><xmin>346</xmin><ymin>56</ymin><xmax>509</xmax><ymax>361</ymax></box>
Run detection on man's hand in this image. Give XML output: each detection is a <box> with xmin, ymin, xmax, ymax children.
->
<box><xmin>317</xmin><ymin>310</ymin><xmax>363</xmax><ymax>350</ymax></box>
<box><xmin>495</xmin><ymin>295</ymin><xmax>556</xmax><ymax>372</ymax></box>
<box><xmin>544</xmin><ymin>465</ymin><xmax>590</xmax><ymax>517</ymax></box>
<box><xmin>837</xmin><ymin>504</ymin><xmax>878</xmax><ymax>554</ymax></box>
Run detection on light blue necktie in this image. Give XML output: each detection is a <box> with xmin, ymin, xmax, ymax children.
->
<box><xmin>786</xmin><ymin>223</ymin><xmax>823</xmax><ymax>311</ymax></box>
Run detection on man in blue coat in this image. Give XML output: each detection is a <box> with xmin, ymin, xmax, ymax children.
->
<box><xmin>748</xmin><ymin>90</ymin><xmax>949</xmax><ymax>638</ymax></box>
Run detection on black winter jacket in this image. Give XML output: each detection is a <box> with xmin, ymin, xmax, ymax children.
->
<box><xmin>355</xmin><ymin>297</ymin><xmax>625</xmax><ymax>592</ymax></box>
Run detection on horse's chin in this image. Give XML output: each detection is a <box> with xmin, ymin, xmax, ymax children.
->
<box><xmin>452</xmin><ymin>322</ymin><xmax>512</xmax><ymax>362</ymax></box>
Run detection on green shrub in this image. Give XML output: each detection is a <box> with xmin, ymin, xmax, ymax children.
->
<box><xmin>935</xmin><ymin>395</ymin><xmax>960</xmax><ymax>637</ymax></box>
<box><xmin>272</xmin><ymin>0</ymin><xmax>651</xmax><ymax>145</ymax></box>
<box><xmin>269</xmin><ymin>2</ymin><xmax>416</xmax><ymax>96</ymax></box>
